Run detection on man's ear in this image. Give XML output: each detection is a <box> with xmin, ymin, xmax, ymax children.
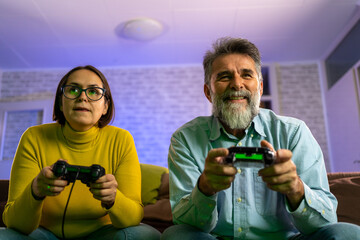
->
<box><xmin>204</xmin><ymin>84</ymin><xmax>212</xmax><ymax>103</ymax></box>
<box><xmin>259</xmin><ymin>81</ymin><xmax>263</xmax><ymax>97</ymax></box>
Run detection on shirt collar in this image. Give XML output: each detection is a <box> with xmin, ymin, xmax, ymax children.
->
<box><xmin>252</xmin><ymin>112</ymin><xmax>267</xmax><ymax>137</ymax></box>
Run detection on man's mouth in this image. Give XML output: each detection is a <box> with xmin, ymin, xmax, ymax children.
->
<box><xmin>225</xmin><ymin>95</ymin><xmax>248</xmax><ymax>102</ymax></box>
<box><xmin>228</xmin><ymin>96</ymin><xmax>247</xmax><ymax>100</ymax></box>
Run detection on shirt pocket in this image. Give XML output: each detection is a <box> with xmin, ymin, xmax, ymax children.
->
<box><xmin>253</xmin><ymin>171</ymin><xmax>281</xmax><ymax>216</ymax></box>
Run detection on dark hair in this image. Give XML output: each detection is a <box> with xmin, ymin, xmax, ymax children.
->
<box><xmin>53</xmin><ymin>65</ymin><xmax>114</xmax><ymax>128</ymax></box>
<box><xmin>203</xmin><ymin>37</ymin><xmax>262</xmax><ymax>85</ymax></box>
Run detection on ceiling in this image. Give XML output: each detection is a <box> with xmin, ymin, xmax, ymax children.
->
<box><xmin>0</xmin><ymin>0</ymin><xmax>359</xmax><ymax>70</ymax></box>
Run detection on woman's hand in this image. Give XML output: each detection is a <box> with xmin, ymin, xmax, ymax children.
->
<box><xmin>89</xmin><ymin>174</ymin><xmax>118</xmax><ymax>209</ymax></box>
<box><xmin>31</xmin><ymin>162</ymin><xmax>69</xmax><ymax>200</ymax></box>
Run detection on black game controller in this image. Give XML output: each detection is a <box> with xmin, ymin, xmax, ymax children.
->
<box><xmin>225</xmin><ymin>147</ymin><xmax>275</xmax><ymax>167</ymax></box>
<box><xmin>52</xmin><ymin>160</ymin><xmax>105</xmax><ymax>186</ymax></box>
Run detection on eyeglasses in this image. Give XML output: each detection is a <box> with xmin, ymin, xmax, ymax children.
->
<box><xmin>61</xmin><ymin>85</ymin><xmax>106</xmax><ymax>101</ymax></box>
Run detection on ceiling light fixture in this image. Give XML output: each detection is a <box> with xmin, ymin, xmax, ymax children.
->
<box><xmin>119</xmin><ymin>18</ymin><xmax>164</xmax><ymax>41</ymax></box>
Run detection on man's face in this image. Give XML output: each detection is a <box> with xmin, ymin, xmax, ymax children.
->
<box><xmin>204</xmin><ymin>53</ymin><xmax>263</xmax><ymax>130</ymax></box>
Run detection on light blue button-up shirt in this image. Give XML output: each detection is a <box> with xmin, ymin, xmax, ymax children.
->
<box><xmin>168</xmin><ymin>108</ymin><xmax>337</xmax><ymax>239</ymax></box>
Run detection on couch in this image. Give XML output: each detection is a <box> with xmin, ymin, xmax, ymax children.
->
<box><xmin>1</xmin><ymin>166</ymin><xmax>359</xmax><ymax>233</ymax></box>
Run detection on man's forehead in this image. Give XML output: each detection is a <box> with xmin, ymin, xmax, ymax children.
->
<box><xmin>211</xmin><ymin>54</ymin><xmax>256</xmax><ymax>74</ymax></box>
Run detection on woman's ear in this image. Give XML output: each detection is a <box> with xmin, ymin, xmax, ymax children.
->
<box><xmin>102</xmin><ymin>100</ymin><xmax>109</xmax><ymax>115</ymax></box>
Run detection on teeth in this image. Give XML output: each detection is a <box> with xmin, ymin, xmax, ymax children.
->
<box><xmin>229</xmin><ymin>96</ymin><xmax>245</xmax><ymax>100</ymax></box>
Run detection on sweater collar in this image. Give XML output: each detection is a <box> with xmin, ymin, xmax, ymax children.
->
<box><xmin>61</xmin><ymin>122</ymin><xmax>99</xmax><ymax>150</ymax></box>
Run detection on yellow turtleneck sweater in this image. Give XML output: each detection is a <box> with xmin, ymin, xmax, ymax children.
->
<box><xmin>3</xmin><ymin>122</ymin><xmax>143</xmax><ymax>238</ymax></box>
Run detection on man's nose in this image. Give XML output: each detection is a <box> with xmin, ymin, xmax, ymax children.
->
<box><xmin>229</xmin><ymin>75</ymin><xmax>244</xmax><ymax>90</ymax></box>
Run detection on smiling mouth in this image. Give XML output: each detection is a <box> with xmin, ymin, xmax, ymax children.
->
<box><xmin>228</xmin><ymin>96</ymin><xmax>246</xmax><ymax>100</ymax></box>
<box><xmin>225</xmin><ymin>96</ymin><xmax>248</xmax><ymax>102</ymax></box>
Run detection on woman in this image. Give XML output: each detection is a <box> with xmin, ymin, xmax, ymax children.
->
<box><xmin>1</xmin><ymin>66</ymin><xmax>161</xmax><ymax>239</ymax></box>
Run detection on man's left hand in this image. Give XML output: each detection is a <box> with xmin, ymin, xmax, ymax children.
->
<box><xmin>89</xmin><ymin>174</ymin><xmax>118</xmax><ymax>209</ymax></box>
<box><xmin>258</xmin><ymin>140</ymin><xmax>304</xmax><ymax>210</ymax></box>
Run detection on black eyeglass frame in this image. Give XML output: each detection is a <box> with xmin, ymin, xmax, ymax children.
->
<box><xmin>61</xmin><ymin>85</ymin><xmax>106</xmax><ymax>101</ymax></box>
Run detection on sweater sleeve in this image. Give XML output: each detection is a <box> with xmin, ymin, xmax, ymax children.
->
<box><xmin>106</xmin><ymin>130</ymin><xmax>144</xmax><ymax>228</ymax></box>
<box><xmin>3</xmin><ymin>128</ymin><xmax>45</xmax><ymax>234</ymax></box>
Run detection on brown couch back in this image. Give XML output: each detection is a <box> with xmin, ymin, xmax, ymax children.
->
<box><xmin>327</xmin><ymin>172</ymin><xmax>360</xmax><ymax>226</ymax></box>
<box><xmin>0</xmin><ymin>180</ymin><xmax>9</xmax><ymax>227</ymax></box>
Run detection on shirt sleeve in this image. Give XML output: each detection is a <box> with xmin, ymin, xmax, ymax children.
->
<box><xmin>285</xmin><ymin>121</ymin><xmax>338</xmax><ymax>234</ymax></box>
<box><xmin>3</xmin><ymin>128</ymin><xmax>45</xmax><ymax>234</ymax></box>
<box><xmin>168</xmin><ymin>132</ymin><xmax>218</xmax><ymax>233</ymax></box>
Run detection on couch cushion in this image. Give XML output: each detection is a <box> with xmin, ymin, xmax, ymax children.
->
<box><xmin>328</xmin><ymin>172</ymin><xmax>360</xmax><ymax>226</ymax></box>
<box><xmin>142</xmin><ymin>170</ymin><xmax>173</xmax><ymax>231</ymax></box>
<box><xmin>140</xmin><ymin>164</ymin><xmax>168</xmax><ymax>205</ymax></box>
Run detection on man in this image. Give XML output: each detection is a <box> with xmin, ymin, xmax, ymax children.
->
<box><xmin>161</xmin><ymin>37</ymin><xmax>360</xmax><ymax>239</ymax></box>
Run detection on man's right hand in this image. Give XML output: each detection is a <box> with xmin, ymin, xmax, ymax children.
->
<box><xmin>31</xmin><ymin>161</ymin><xmax>69</xmax><ymax>200</ymax></box>
<box><xmin>198</xmin><ymin>148</ymin><xmax>237</xmax><ymax>196</ymax></box>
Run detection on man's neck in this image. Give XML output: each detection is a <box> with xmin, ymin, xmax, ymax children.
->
<box><xmin>221</xmin><ymin>121</ymin><xmax>247</xmax><ymax>139</ymax></box>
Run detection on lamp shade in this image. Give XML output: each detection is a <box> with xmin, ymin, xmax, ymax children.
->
<box><xmin>120</xmin><ymin>18</ymin><xmax>164</xmax><ymax>41</ymax></box>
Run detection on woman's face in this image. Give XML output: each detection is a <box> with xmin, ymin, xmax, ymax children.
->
<box><xmin>61</xmin><ymin>69</ymin><xmax>108</xmax><ymax>131</ymax></box>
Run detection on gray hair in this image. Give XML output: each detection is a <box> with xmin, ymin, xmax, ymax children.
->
<box><xmin>203</xmin><ymin>37</ymin><xmax>262</xmax><ymax>86</ymax></box>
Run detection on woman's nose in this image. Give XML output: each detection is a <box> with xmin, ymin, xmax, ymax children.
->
<box><xmin>77</xmin><ymin>90</ymin><xmax>88</xmax><ymax>101</ymax></box>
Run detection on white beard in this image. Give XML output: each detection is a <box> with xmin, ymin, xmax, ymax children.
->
<box><xmin>211</xmin><ymin>88</ymin><xmax>261</xmax><ymax>130</ymax></box>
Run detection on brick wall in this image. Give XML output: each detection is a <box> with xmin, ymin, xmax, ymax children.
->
<box><xmin>276</xmin><ymin>63</ymin><xmax>329</xmax><ymax>169</ymax></box>
<box><xmin>0</xmin><ymin>63</ymin><xmax>330</xmax><ymax>170</ymax></box>
<box><xmin>0</xmin><ymin>65</ymin><xmax>208</xmax><ymax>167</ymax></box>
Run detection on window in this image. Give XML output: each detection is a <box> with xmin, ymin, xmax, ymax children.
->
<box><xmin>260</xmin><ymin>65</ymin><xmax>278</xmax><ymax>113</ymax></box>
<box><xmin>0</xmin><ymin>100</ymin><xmax>53</xmax><ymax>161</ymax></box>
<box><xmin>325</xmin><ymin>19</ymin><xmax>360</xmax><ymax>89</ymax></box>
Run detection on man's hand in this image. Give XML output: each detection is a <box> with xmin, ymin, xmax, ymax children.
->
<box><xmin>90</xmin><ymin>174</ymin><xmax>118</xmax><ymax>209</ymax></box>
<box><xmin>198</xmin><ymin>148</ymin><xmax>237</xmax><ymax>196</ymax></box>
<box><xmin>258</xmin><ymin>140</ymin><xmax>304</xmax><ymax>210</ymax></box>
<box><xmin>32</xmin><ymin>161</ymin><xmax>69</xmax><ymax>199</ymax></box>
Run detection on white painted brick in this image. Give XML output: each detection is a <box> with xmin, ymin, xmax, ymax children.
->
<box><xmin>0</xmin><ymin>63</ymin><xmax>330</xmax><ymax>170</ymax></box>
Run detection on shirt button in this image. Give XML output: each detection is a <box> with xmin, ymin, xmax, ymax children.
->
<box><xmin>250</xmin><ymin>134</ymin><xmax>254</xmax><ymax>138</ymax></box>
<box><xmin>237</xmin><ymin>142</ymin><xmax>242</xmax><ymax>146</ymax></box>
<box><xmin>237</xmin><ymin>168</ymin><xmax>242</xmax><ymax>174</ymax></box>
<box><xmin>237</xmin><ymin>197</ymin><xmax>242</xmax><ymax>203</ymax></box>
<box><xmin>308</xmin><ymin>199</ymin><xmax>312</xmax><ymax>205</ymax></box>
<box><xmin>238</xmin><ymin>227</ymin><xmax>242</xmax><ymax>232</ymax></box>
<box><xmin>322</xmin><ymin>210</ymin><xmax>325</xmax><ymax>214</ymax></box>
<box><xmin>302</xmin><ymin>208</ymin><xmax>307</xmax><ymax>213</ymax></box>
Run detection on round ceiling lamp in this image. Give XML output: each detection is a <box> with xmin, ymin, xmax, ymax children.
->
<box><xmin>120</xmin><ymin>18</ymin><xmax>164</xmax><ymax>41</ymax></box>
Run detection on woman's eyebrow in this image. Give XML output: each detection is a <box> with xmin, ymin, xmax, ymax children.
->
<box><xmin>66</xmin><ymin>82</ymin><xmax>100</xmax><ymax>87</ymax></box>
